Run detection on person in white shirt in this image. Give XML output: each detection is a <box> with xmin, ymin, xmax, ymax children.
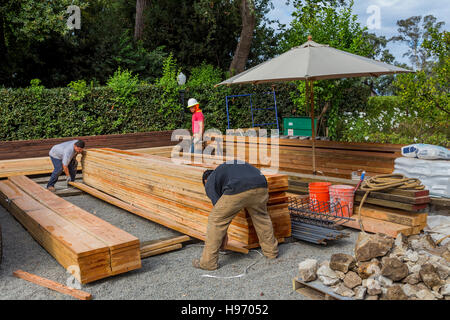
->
<box><xmin>46</xmin><ymin>140</ymin><xmax>85</xmax><ymax>191</ymax></box>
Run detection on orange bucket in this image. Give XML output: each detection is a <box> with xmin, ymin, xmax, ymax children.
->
<box><xmin>308</xmin><ymin>182</ymin><xmax>331</xmax><ymax>212</ymax></box>
<box><xmin>329</xmin><ymin>185</ymin><xmax>355</xmax><ymax>217</ymax></box>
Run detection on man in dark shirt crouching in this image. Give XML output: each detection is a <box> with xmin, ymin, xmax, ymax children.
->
<box><xmin>193</xmin><ymin>161</ymin><xmax>278</xmax><ymax>270</ymax></box>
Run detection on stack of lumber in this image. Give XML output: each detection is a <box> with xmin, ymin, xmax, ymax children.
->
<box><xmin>288</xmin><ymin>175</ymin><xmax>430</xmax><ymax>212</ymax></box>
<box><xmin>74</xmin><ymin>148</ymin><xmax>291</xmax><ymax>252</ymax></box>
<box><xmin>0</xmin><ymin>176</ymin><xmax>141</xmax><ymax>284</ymax></box>
<box><xmin>0</xmin><ymin>130</ymin><xmax>176</xmax><ymax>160</ymax></box>
<box><xmin>0</xmin><ymin>154</ymin><xmax>82</xmax><ymax>178</ymax></box>
<box><xmin>218</xmin><ymin>135</ymin><xmax>403</xmax><ymax>179</ymax></box>
<box><xmin>343</xmin><ymin>204</ymin><xmax>428</xmax><ymax>238</ymax></box>
<box><xmin>0</xmin><ymin>146</ymin><xmax>173</xmax><ymax>178</ymax></box>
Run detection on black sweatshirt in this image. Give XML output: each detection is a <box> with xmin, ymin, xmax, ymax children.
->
<box><xmin>204</xmin><ymin>161</ymin><xmax>268</xmax><ymax>205</ymax></box>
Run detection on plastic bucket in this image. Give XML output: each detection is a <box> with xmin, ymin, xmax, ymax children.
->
<box><xmin>309</xmin><ymin>182</ymin><xmax>331</xmax><ymax>212</ymax></box>
<box><xmin>329</xmin><ymin>185</ymin><xmax>355</xmax><ymax>217</ymax></box>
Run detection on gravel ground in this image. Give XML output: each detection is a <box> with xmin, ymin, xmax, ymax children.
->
<box><xmin>0</xmin><ymin>180</ymin><xmax>359</xmax><ymax>300</ymax></box>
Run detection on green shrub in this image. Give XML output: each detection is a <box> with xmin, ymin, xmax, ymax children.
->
<box><xmin>339</xmin><ymin>95</ymin><xmax>450</xmax><ymax>147</ymax></box>
<box><xmin>107</xmin><ymin>68</ymin><xmax>139</xmax><ymax>108</ymax></box>
<box><xmin>67</xmin><ymin>80</ymin><xmax>90</xmax><ymax>101</ymax></box>
<box><xmin>187</xmin><ymin>63</ymin><xmax>223</xmax><ymax>87</ymax></box>
<box><xmin>0</xmin><ymin>81</ymin><xmax>298</xmax><ymax>141</ymax></box>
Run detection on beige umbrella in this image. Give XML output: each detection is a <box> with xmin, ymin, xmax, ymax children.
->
<box><xmin>216</xmin><ymin>36</ymin><xmax>413</xmax><ymax>174</ymax></box>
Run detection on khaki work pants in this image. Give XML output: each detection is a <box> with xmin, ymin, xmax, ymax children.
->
<box><xmin>199</xmin><ymin>187</ymin><xmax>278</xmax><ymax>270</ymax></box>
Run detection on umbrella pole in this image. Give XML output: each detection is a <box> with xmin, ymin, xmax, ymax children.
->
<box><xmin>309</xmin><ymin>81</ymin><xmax>317</xmax><ymax>174</ymax></box>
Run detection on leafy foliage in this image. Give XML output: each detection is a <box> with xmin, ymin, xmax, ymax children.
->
<box><xmin>0</xmin><ymin>79</ymin><xmax>299</xmax><ymax>141</ymax></box>
<box><xmin>281</xmin><ymin>0</ymin><xmax>381</xmax><ymax>139</ymax></box>
<box><xmin>186</xmin><ymin>63</ymin><xmax>223</xmax><ymax>87</ymax></box>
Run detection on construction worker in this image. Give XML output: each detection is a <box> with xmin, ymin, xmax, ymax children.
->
<box><xmin>187</xmin><ymin>98</ymin><xmax>204</xmax><ymax>153</ymax></box>
<box><xmin>193</xmin><ymin>161</ymin><xmax>278</xmax><ymax>270</ymax></box>
<box><xmin>46</xmin><ymin>140</ymin><xmax>85</xmax><ymax>192</ymax></box>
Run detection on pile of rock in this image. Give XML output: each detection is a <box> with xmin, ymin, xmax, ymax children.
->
<box><xmin>297</xmin><ymin>232</ymin><xmax>450</xmax><ymax>300</ymax></box>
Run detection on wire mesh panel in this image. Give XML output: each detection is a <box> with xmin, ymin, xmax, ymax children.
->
<box><xmin>288</xmin><ymin>196</ymin><xmax>354</xmax><ymax>228</ymax></box>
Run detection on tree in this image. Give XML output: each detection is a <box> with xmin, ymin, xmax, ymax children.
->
<box><xmin>134</xmin><ymin>0</ymin><xmax>150</xmax><ymax>41</ymax></box>
<box><xmin>280</xmin><ymin>0</ymin><xmax>395</xmax><ymax>138</ymax></box>
<box><xmin>0</xmin><ymin>0</ymin><xmax>89</xmax><ymax>86</ymax></box>
<box><xmin>390</xmin><ymin>15</ymin><xmax>445</xmax><ymax>71</ymax></box>
<box><xmin>229</xmin><ymin>0</ymin><xmax>256</xmax><ymax>75</ymax></box>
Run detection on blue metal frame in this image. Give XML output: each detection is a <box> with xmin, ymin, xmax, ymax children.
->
<box><xmin>225</xmin><ymin>91</ymin><xmax>279</xmax><ymax>130</ymax></box>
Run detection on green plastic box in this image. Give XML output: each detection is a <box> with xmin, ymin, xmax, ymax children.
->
<box><xmin>283</xmin><ymin>117</ymin><xmax>317</xmax><ymax>136</ymax></box>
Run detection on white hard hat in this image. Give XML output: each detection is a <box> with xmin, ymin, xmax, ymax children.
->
<box><xmin>187</xmin><ymin>98</ymin><xmax>199</xmax><ymax>108</ymax></box>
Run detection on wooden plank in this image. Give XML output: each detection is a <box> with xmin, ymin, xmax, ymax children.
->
<box><xmin>140</xmin><ymin>235</ymin><xmax>191</xmax><ymax>253</ymax></box>
<box><xmin>13</xmin><ymin>270</ymin><xmax>92</xmax><ymax>300</ymax></box>
<box><xmin>70</xmin><ymin>181</ymin><xmax>250</xmax><ymax>254</ymax></box>
<box><xmin>292</xmin><ymin>277</ymin><xmax>352</xmax><ymax>300</ymax></box>
<box><xmin>430</xmin><ymin>197</ymin><xmax>450</xmax><ymax>208</ymax></box>
<box><xmin>353</xmin><ymin>195</ymin><xmax>428</xmax><ymax>212</ymax></box>
<box><xmin>0</xmin><ymin>177</ymin><xmax>141</xmax><ymax>284</ymax></box>
<box><xmin>0</xmin><ymin>131</ymin><xmax>176</xmax><ymax>160</ymax></box>
<box><xmin>0</xmin><ymin>154</ymin><xmax>82</xmax><ymax>178</ymax></box>
<box><xmin>354</xmin><ymin>204</ymin><xmax>427</xmax><ymax>226</ymax></box>
<box><xmin>140</xmin><ymin>244</ymin><xmax>183</xmax><ymax>259</ymax></box>
<box><xmin>10</xmin><ymin>176</ymin><xmax>140</xmax><ymax>251</ymax></box>
<box><xmin>342</xmin><ymin>216</ymin><xmax>426</xmax><ymax>237</ymax></box>
<box><xmin>54</xmin><ymin>188</ymin><xmax>84</xmax><ymax>197</ymax></box>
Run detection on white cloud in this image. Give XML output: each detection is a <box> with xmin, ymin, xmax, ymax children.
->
<box><xmin>267</xmin><ymin>0</ymin><xmax>449</xmax><ymax>65</ymax></box>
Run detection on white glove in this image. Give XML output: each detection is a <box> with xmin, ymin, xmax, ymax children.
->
<box><xmin>65</xmin><ymin>176</ymin><xmax>71</xmax><ymax>187</ymax></box>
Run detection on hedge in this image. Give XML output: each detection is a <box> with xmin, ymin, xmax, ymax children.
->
<box><xmin>0</xmin><ymin>84</ymin><xmax>299</xmax><ymax>141</ymax></box>
<box><xmin>2</xmin><ymin>84</ymin><xmax>447</xmax><ymax>146</ymax></box>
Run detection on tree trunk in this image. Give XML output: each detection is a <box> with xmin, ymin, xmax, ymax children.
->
<box><xmin>134</xmin><ymin>0</ymin><xmax>150</xmax><ymax>41</ymax></box>
<box><xmin>0</xmin><ymin>15</ymin><xmax>6</xmax><ymax>60</ymax></box>
<box><xmin>229</xmin><ymin>0</ymin><xmax>256</xmax><ymax>75</ymax></box>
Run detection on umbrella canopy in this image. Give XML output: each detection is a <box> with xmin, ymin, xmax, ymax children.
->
<box><xmin>217</xmin><ymin>38</ymin><xmax>412</xmax><ymax>86</ymax></box>
<box><xmin>216</xmin><ymin>37</ymin><xmax>413</xmax><ymax>175</ymax></box>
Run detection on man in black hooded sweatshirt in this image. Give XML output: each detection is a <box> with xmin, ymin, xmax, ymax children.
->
<box><xmin>193</xmin><ymin>160</ymin><xmax>278</xmax><ymax>270</ymax></box>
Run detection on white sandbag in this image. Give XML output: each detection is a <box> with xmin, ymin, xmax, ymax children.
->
<box><xmin>394</xmin><ymin>157</ymin><xmax>450</xmax><ymax>198</ymax></box>
<box><xmin>424</xmin><ymin>215</ymin><xmax>450</xmax><ymax>246</ymax></box>
<box><xmin>401</xmin><ymin>144</ymin><xmax>450</xmax><ymax>160</ymax></box>
<box><xmin>401</xmin><ymin>145</ymin><xmax>420</xmax><ymax>158</ymax></box>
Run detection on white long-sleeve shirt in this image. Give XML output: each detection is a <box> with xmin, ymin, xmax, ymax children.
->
<box><xmin>49</xmin><ymin>140</ymin><xmax>77</xmax><ymax>166</ymax></box>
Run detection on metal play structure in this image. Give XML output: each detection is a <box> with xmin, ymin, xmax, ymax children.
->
<box><xmin>225</xmin><ymin>91</ymin><xmax>279</xmax><ymax>131</ymax></box>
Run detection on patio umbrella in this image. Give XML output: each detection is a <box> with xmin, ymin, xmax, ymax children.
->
<box><xmin>216</xmin><ymin>36</ymin><xmax>413</xmax><ymax>174</ymax></box>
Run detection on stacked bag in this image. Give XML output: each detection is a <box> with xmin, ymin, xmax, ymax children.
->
<box><xmin>394</xmin><ymin>144</ymin><xmax>450</xmax><ymax>198</ymax></box>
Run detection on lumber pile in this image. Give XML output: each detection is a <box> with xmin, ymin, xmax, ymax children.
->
<box><xmin>0</xmin><ymin>130</ymin><xmax>176</xmax><ymax>160</ymax></box>
<box><xmin>342</xmin><ymin>205</ymin><xmax>428</xmax><ymax>238</ymax></box>
<box><xmin>0</xmin><ymin>154</ymin><xmax>82</xmax><ymax>178</ymax></box>
<box><xmin>286</xmin><ymin>175</ymin><xmax>429</xmax><ymax>237</ymax></box>
<box><xmin>288</xmin><ymin>175</ymin><xmax>430</xmax><ymax>212</ymax></box>
<box><xmin>77</xmin><ymin>148</ymin><xmax>291</xmax><ymax>252</ymax></box>
<box><xmin>0</xmin><ymin>146</ymin><xmax>174</xmax><ymax>178</ymax></box>
<box><xmin>215</xmin><ymin>135</ymin><xmax>404</xmax><ymax>179</ymax></box>
<box><xmin>0</xmin><ymin>176</ymin><xmax>141</xmax><ymax>284</ymax></box>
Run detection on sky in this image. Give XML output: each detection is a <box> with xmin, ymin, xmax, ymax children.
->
<box><xmin>267</xmin><ymin>0</ymin><xmax>450</xmax><ymax>65</ymax></box>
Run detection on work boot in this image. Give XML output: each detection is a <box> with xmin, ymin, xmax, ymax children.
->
<box><xmin>192</xmin><ymin>259</ymin><xmax>217</xmax><ymax>271</ymax></box>
<box><xmin>47</xmin><ymin>186</ymin><xmax>56</xmax><ymax>192</ymax></box>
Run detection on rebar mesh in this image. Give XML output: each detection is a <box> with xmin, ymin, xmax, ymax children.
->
<box><xmin>288</xmin><ymin>196</ymin><xmax>354</xmax><ymax>228</ymax></box>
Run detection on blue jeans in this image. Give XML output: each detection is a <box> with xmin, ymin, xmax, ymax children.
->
<box><xmin>46</xmin><ymin>157</ymin><xmax>77</xmax><ymax>188</ymax></box>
